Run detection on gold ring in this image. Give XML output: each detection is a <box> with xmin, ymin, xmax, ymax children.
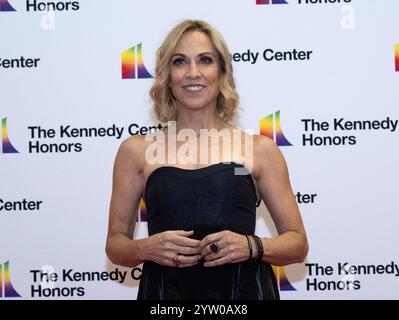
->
<box><xmin>172</xmin><ymin>254</ymin><xmax>181</xmax><ymax>266</ymax></box>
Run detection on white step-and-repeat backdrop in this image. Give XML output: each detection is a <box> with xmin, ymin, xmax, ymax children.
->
<box><xmin>1</xmin><ymin>0</ymin><xmax>398</xmax><ymax>300</ymax></box>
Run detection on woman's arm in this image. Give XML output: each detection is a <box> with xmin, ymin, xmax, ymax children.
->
<box><xmin>105</xmin><ymin>136</ymin><xmax>146</xmax><ymax>268</ymax></box>
<box><xmin>253</xmin><ymin>134</ymin><xmax>309</xmax><ymax>266</ymax></box>
<box><xmin>106</xmin><ymin>135</ymin><xmax>201</xmax><ymax>268</ymax></box>
<box><xmin>198</xmin><ymin>134</ymin><xmax>308</xmax><ymax>267</ymax></box>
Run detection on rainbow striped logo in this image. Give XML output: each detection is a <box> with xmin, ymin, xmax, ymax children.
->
<box><xmin>395</xmin><ymin>43</ymin><xmax>399</xmax><ymax>72</ymax></box>
<box><xmin>136</xmin><ymin>198</ymin><xmax>148</xmax><ymax>222</ymax></box>
<box><xmin>122</xmin><ymin>44</ymin><xmax>153</xmax><ymax>79</ymax></box>
<box><xmin>273</xmin><ymin>265</ymin><xmax>297</xmax><ymax>291</ymax></box>
<box><xmin>256</xmin><ymin>0</ymin><xmax>288</xmax><ymax>5</ymax></box>
<box><xmin>0</xmin><ymin>0</ymin><xmax>16</xmax><ymax>11</ymax></box>
<box><xmin>260</xmin><ymin>111</ymin><xmax>293</xmax><ymax>146</ymax></box>
<box><xmin>1</xmin><ymin>117</ymin><xmax>19</xmax><ymax>154</ymax></box>
<box><xmin>0</xmin><ymin>261</ymin><xmax>21</xmax><ymax>298</ymax></box>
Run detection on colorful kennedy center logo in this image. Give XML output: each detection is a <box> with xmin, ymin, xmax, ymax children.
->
<box><xmin>1</xmin><ymin>117</ymin><xmax>19</xmax><ymax>154</ymax></box>
<box><xmin>273</xmin><ymin>265</ymin><xmax>296</xmax><ymax>291</ymax></box>
<box><xmin>256</xmin><ymin>0</ymin><xmax>288</xmax><ymax>4</ymax></box>
<box><xmin>260</xmin><ymin>111</ymin><xmax>293</xmax><ymax>146</ymax></box>
<box><xmin>0</xmin><ymin>261</ymin><xmax>21</xmax><ymax>298</ymax></box>
<box><xmin>137</xmin><ymin>198</ymin><xmax>148</xmax><ymax>222</ymax></box>
<box><xmin>122</xmin><ymin>44</ymin><xmax>153</xmax><ymax>79</ymax></box>
<box><xmin>0</xmin><ymin>0</ymin><xmax>16</xmax><ymax>11</ymax></box>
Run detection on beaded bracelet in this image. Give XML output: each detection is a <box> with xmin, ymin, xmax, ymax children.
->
<box><xmin>251</xmin><ymin>235</ymin><xmax>264</xmax><ymax>262</ymax></box>
<box><xmin>245</xmin><ymin>234</ymin><xmax>253</xmax><ymax>260</ymax></box>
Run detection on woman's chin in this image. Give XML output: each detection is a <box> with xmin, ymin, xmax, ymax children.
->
<box><xmin>179</xmin><ymin>101</ymin><xmax>216</xmax><ymax>112</ymax></box>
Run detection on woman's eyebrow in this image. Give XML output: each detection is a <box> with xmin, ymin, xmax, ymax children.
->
<box><xmin>171</xmin><ymin>52</ymin><xmax>216</xmax><ymax>58</ymax></box>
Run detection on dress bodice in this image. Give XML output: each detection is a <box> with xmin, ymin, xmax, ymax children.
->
<box><xmin>138</xmin><ymin>162</ymin><xmax>279</xmax><ymax>300</ymax></box>
<box><xmin>144</xmin><ymin>162</ymin><xmax>258</xmax><ymax>238</ymax></box>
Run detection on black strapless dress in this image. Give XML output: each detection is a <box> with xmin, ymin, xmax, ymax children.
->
<box><xmin>137</xmin><ymin>162</ymin><xmax>279</xmax><ymax>300</ymax></box>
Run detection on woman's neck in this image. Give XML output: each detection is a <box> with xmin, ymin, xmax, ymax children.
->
<box><xmin>174</xmin><ymin>108</ymin><xmax>227</xmax><ymax>135</ymax></box>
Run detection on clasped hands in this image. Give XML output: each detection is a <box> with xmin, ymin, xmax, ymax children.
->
<box><xmin>145</xmin><ymin>230</ymin><xmax>251</xmax><ymax>268</ymax></box>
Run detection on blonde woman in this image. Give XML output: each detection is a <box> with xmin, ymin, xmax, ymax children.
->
<box><xmin>106</xmin><ymin>20</ymin><xmax>308</xmax><ymax>300</ymax></box>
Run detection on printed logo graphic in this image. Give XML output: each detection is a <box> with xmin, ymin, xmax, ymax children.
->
<box><xmin>0</xmin><ymin>261</ymin><xmax>21</xmax><ymax>298</ymax></box>
<box><xmin>260</xmin><ymin>111</ymin><xmax>293</xmax><ymax>146</ymax></box>
<box><xmin>0</xmin><ymin>0</ymin><xmax>16</xmax><ymax>11</ymax></box>
<box><xmin>1</xmin><ymin>117</ymin><xmax>19</xmax><ymax>153</ymax></box>
<box><xmin>256</xmin><ymin>0</ymin><xmax>288</xmax><ymax>5</ymax></box>
<box><xmin>137</xmin><ymin>198</ymin><xmax>148</xmax><ymax>222</ymax></box>
<box><xmin>122</xmin><ymin>44</ymin><xmax>153</xmax><ymax>79</ymax></box>
<box><xmin>395</xmin><ymin>43</ymin><xmax>399</xmax><ymax>72</ymax></box>
<box><xmin>273</xmin><ymin>265</ymin><xmax>296</xmax><ymax>291</ymax></box>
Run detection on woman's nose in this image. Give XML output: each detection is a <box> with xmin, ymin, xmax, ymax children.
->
<box><xmin>186</xmin><ymin>61</ymin><xmax>201</xmax><ymax>78</ymax></box>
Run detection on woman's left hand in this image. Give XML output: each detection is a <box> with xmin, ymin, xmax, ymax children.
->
<box><xmin>198</xmin><ymin>231</ymin><xmax>251</xmax><ymax>267</ymax></box>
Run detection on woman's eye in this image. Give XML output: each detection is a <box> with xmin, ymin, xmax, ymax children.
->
<box><xmin>172</xmin><ymin>58</ymin><xmax>185</xmax><ymax>65</ymax></box>
<box><xmin>200</xmin><ymin>56</ymin><xmax>213</xmax><ymax>64</ymax></box>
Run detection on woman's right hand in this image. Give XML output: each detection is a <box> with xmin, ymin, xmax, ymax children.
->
<box><xmin>142</xmin><ymin>230</ymin><xmax>202</xmax><ymax>268</ymax></box>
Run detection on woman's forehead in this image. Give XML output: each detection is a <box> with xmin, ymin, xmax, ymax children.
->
<box><xmin>173</xmin><ymin>31</ymin><xmax>216</xmax><ymax>55</ymax></box>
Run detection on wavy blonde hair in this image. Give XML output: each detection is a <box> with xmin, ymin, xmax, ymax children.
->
<box><xmin>150</xmin><ymin>20</ymin><xmax>239</xmax><ymax>123</ymax></box>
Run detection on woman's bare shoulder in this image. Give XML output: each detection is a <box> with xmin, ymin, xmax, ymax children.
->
<box><xmin>120</xmin><ymin>134</ymin><xmax>146</xmax><ymax>149</ymax></box>
<box><xmin>253</xmin><ymin>134</ymin><xmax>280</xmax><ymax>156</ymax></box>
<box><xmin>116</xmin><ymin>134</ymin><xmax>148</xmax><ymax>170</ymax></box>
<box><xmin>251</xmin><ymin>134</ymin><xmax>287</xmax><ymax>178</ymax></box>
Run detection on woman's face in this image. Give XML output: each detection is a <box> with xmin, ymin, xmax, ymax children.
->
<box><xmin>169</xmin><ymin>31</ymin><xmax>221</xmax><ymax>113</ymax></box>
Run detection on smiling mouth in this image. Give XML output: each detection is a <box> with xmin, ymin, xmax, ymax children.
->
<box><xmin>183</xmin><ymin>85</ymin><xmax>206</xmax><ymax>92</ymax></box>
